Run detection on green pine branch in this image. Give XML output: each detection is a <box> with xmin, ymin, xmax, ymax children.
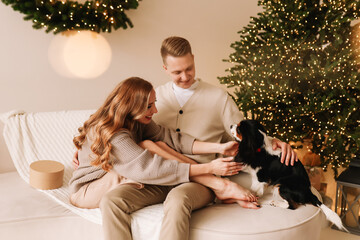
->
<box><xmin>1</xmin><ymin>0</ymin><xmax>140</xmax><ymax>34</ymax></box>
<box><xmin>219</xmin><ymin>0</ymin><xmax>360</xmax><ymax>176</ymax></box>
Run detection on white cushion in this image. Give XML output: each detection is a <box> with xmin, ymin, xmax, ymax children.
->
<box><xmin>188</xmin><ymin>172</ymin><xmax>324</xmax><ymax>240</ymax></box>
<box><xmin>190</xmin><ymin>203</ymin><xmax>323</xmax><ymax>240</ymax></box>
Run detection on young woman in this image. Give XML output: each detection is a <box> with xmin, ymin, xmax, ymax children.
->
<box><xmin>69</xmin><ymin>77</ymin><xmax>257</xmax><ymax>240</ymax></box>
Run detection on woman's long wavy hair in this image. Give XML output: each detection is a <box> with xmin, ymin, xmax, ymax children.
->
<box><xmin>73</xmin><ymin>77</ymin><xmax>153</xmax><ymax>171</ymax></box>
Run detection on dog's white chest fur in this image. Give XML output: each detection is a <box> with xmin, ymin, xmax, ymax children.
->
<box><xmin>233</xmin><ymin>166</ymin><xmax>289</xmax><ymax>208</ymax></box>
<box><xmin>241</xmin><ymin>165</ymin><xmax>265</xmax><ymax>197</ymax></box>
<box><xmin>230</xmin><ymin>124</ymin><xmax>286</xmax><ymax>208</ymax></box>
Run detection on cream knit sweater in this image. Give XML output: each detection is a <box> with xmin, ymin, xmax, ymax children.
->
<box><xmin>153</xmin><ymin>80</ymin><xmax>243</xmax><ymax>163</ymax></box>
<box><xmin>69</xmin><ymin>121</ymin><xmax>194</xmax><ymax>193</ymax></box>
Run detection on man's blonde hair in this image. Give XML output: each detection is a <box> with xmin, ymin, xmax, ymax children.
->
<box><xmin>160</xmin><ymin>36</ymin><xmax>192</xmax><ymax>65</ymax></box>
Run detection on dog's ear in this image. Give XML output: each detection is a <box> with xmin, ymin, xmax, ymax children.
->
<box><xmin>239</xmin><ymin>120</ymin><xmax>264</xmax><ymax>152</ymax></box>
<box><xmin>258</xmin><ymin>130</ymin><xmax>267</xmax><ymax>143</ymax></box>
<box><xmin>254</xmin><ymin>128</ymin><xmax>265</xmax><ymax>148</ymax></box>
<box><xmin>256</xmin><ymin>120</ymin><xmax>267</xmax><ymax>135</ymax></box>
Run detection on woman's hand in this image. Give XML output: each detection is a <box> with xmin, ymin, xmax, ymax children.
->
<box><xmin>220</xmin><ymin>141</ymin><xmax>239</xmax><ymax>156</ymax></box>
<box><xmin>208</xmin><ymin>157</ymin><xmax>243</xmax><ymax>176</ymax></box>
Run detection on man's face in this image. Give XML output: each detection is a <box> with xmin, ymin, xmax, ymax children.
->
<box><xmin>163</xmin><ymin>53</ymin><xmax>196</xmax><ymax>89</ymax></box>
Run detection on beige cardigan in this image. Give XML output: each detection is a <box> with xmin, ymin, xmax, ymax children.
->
<box><xmin>153</xmin><ymin>80</ymin><xmax>243</xmax><ymax>163</ymax></box>
<box><xmin>69</xmin><ymin>121</ymin><xmax>194</xmax><ymax>193</ymax></box>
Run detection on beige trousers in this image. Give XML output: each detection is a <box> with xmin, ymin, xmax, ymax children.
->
<box><xmin>70</xmin><ymin>170</ymin><xmax>143</xmax><ymax>209</ymax></box>
<box><xmin>160</xmin><ymin>182</ymin><xmax>214</xmax><ymax>240</ymax></box>
<box><xmin>100</xmin><ymin>182</ymin><xmax>214</xmax><ymax>240</ymax></box>
<box><xmin>73</xmin><ymin>140</ymin><xmax>215</xmax><ymax>239</ymax></box>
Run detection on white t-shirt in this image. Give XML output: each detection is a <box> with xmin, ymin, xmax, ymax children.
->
<box><xmin>172</xmin><ymin>80</ymin><xmax>199</xmax><ymax>107</ymax></box>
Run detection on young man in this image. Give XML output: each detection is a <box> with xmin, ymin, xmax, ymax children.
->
<box><xmin>151</xmin><ymin>36</ymin><xmax>298</xmax><ymax>240</ymax></box>
<box><xmin>153</xmin><ymin>36</ymin><xmax>296</xmax><ymax>164</ymax></box>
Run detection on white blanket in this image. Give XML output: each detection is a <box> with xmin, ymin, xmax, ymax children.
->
<box><xmin>1</xmin><ymin>110</ymin><xmax>164</xmax><ymax>239</ymax></box>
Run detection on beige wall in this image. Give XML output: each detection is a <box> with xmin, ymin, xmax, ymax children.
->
<box><xmin>0</xmin><ymin>0</ymin><xmax>261</xmax><ymax>172</ymax></box>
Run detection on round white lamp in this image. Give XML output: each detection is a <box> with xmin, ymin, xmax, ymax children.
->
<box><xmin>48</xmin><ymin>30</ymin><xmax>112</xmax><ymax>79</ymax></box>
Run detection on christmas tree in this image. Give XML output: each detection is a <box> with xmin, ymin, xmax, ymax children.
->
<box><xmin>219</xmin><ymin>0</ymin><xmax>360</xmax><ymax>176</ymax></box>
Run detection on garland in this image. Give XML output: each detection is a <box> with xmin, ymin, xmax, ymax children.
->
<box><xmin>1</xmin><ymin>0</ymin><xmax>140</xmax><ymax>34</ymax></box>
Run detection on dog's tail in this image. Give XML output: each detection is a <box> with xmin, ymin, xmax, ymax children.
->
<box><xmin>319</xmin><ymin>204</ymin><xmax>349</xmax><ymax>232</ymax></box>
<box><xmin>311</xmin><ymin>195</ymin><xmax>348</xmax><ymax>232</ymax></box>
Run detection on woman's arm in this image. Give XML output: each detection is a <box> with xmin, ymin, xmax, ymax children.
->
<box><xmin>189</xmin><ymin>157</ymin><xmax>242</xmax><ymax>176</ymax></box>
<box><xmin>142</xmin><ymin>121</ymin><xmax>195</xmax><ymax>154</ymax></box>
<box><xmin>110</xmin><ymin>131</ymin><xmax>191</xmax><ymax>186</ymax></box>
<box><xmin>140</xmin><ymin>140</ymin><xmax>243</xmax><ymax>177</ymax></box>
<box><xmin>192</xmin><ymin>140</ymin><xmax>238</xmax><ymax>156</ymax></box>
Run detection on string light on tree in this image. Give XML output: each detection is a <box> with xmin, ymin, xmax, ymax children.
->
<box><xmin>219</xmin><ymin>0</ymin><xmax>360</xmax><ymax>176</ymax></box>
<box><xmin>1</xmin><ymin>0</ymin><xmax>140</xmax><ymax>34</ymax></box>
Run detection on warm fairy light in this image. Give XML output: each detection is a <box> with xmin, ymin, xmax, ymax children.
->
<box><xmin>351</xmin><ymin>22</ymin><xmax>360</xmax><ymax>64</ymax></box>
<box><xmin>219</xmin><ymin>0</ymin><xmax>360</xmax><ymax>174</ymax></box>
<box><xmin>48</xmin><ymin>31</ymin><xmax>112</xmax><ymax>79</ymax></box>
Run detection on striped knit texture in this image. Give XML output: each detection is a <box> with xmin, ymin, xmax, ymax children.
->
<box><xmin>2</xmin><ymin>110</ymin><xmax>103</xmax><ymax>224</ymax></box>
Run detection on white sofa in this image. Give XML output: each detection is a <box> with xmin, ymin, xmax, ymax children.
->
<box><xmin>0</xmin><ymin>110</ymin><xmax>327</xmax><ymax>240</ymax></box>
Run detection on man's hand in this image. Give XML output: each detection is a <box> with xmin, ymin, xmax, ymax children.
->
<box><xmin>272</xmin><ymin>139</ymin><xmax>298</xmax><ymax>166</ymax></box>
<box><xmin>72</xmin><ymin>151</ymin><xmax>80</xmax><ymax>170</ymax></box>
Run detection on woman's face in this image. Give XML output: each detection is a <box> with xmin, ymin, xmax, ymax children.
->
<box><xmin>137</xmin><ymin>89</ymin><xmax>158</xmax><ymax>124</ymax></box>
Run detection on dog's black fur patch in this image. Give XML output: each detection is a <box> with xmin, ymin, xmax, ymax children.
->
<box><xmin>234</xmin><ymin>120</ymin><xmax>321</xmax><ymax>209</ymax></box>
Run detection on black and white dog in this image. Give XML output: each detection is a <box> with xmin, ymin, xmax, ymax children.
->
<box><xmin>230</xmin><ymin>119</ymin><xmax>346</xmax><ymax>231</ymax></box>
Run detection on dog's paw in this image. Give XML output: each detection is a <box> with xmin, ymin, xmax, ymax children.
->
<box><xmin>251</xmin><ymin>182</ymin><xmax>265</xmax><ymax>197</ymax></box>
<box><xmin>270</xmin><ymin>199</ymin><xmax>289</xmax><ymax>209</ymax></box>
<box><xmin>256</xmin><ymin>188</ymin><xmax>264</xmax><ymax>197</ymax></box>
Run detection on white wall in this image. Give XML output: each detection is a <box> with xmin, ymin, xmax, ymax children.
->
<box><xmin>0</xmin><ymin>0</ymin><xmax>261</xmax><ymax>172</ymax></box>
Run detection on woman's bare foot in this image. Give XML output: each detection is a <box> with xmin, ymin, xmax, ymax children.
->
<box><xmin>213</xmin><ymin>178</ymin><xmax>257</xmax><ymax>203</ymax></box>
